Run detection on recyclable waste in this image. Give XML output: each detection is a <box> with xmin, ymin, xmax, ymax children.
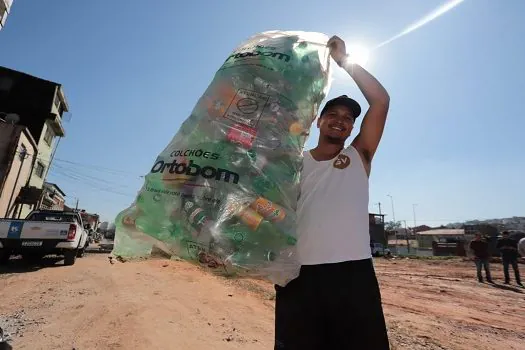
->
<box><xmin>113</xmin><ymin>30</ymin><xmax>332</xmax><ymax>286</ymax></box>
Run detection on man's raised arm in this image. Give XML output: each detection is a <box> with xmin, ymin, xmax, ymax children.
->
<box><xmin>328</xmin><ymin>36</ymin><xmax>390</xmax><ymax>163</ymax></box>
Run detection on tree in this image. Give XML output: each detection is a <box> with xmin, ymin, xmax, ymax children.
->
<box><xmin>385</xmin><ymin>220</ymin><xmax>402</xmax><ymax>232</ymax></box>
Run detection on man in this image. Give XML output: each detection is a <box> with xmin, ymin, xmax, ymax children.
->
<box><xmin>468</xmin><ymin>233</ymin><xmax>493</xmax><ymax>283</ymax></box>
<box><xmin>274</xmin><ymin>36</ymin><xmax>390</xmax><ymax>349</ymax></box>
<box><xmin>496</xmin><ymin>231</ymin><xmax>522</xmax><ymax>287</ymax></box>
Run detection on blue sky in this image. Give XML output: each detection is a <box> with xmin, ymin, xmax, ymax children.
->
<box><xmin>1</xmin><ymin>0</ymin><xmax>524</xmax><ymax>225</ymax></box>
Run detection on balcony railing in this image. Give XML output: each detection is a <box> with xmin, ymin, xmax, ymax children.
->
<box><xmin>46</xmin><ymin>112</ymin><xmax>65</xmax><ymax>137</ymax></box>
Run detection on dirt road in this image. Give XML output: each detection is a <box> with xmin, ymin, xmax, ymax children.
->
<box><xmin>1</xmin><ymin>252</ymin><xmax>524</xmax><ymax>350</ymax></box>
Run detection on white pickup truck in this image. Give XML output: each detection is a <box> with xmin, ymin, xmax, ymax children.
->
<box><xmin>0</xmin><ymin>210</ymin><xmax>90</xmax><ymax>266</ymax></box>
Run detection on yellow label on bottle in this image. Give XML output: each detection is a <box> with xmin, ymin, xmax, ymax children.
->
<box><xmin>250</xmin><ymin>197</ymin><xmax>286</xmax><ymax>222</ymax></box>
<box><xmin>238</xmin><ymin>208</ymin><xmax>263</xmax><ymax>231</ymax></box>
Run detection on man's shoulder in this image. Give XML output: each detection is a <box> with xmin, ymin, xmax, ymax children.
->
<box><xmin>302</xmin><ymin>149</ymin><xmax>312</xmax><ymax>159</ymax></box>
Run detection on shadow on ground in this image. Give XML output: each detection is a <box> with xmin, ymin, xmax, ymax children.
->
<box><xmin>486</xmin><ymin>282</ymin><xmax>524</xmax><ymax>294</ymax></box>
<box><xmin>0</xmin><ymin>256</ymin><xmax>65</xmax><ymax>274</ymax></box>
<box><xmin>85</xmin><ymin>247</ymin><xmax>112</xmax><ymax>255</ymax></box>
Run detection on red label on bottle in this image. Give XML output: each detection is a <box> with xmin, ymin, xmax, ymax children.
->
<box><xmin>227</xmin><ymin>124</ymin><xmax>257</xmax><ymax>148</ymax></box>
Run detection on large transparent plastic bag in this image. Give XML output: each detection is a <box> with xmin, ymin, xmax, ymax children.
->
<box><xmin>113</xmin><ymin>30</ymin><xmax>332</xmax><ymax>286</ymax></box>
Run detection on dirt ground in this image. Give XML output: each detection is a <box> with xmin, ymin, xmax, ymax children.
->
<box><xmin>1</xmin><ymin>250</ymin><xmax>524</xmax><ymax>350</ymax></box>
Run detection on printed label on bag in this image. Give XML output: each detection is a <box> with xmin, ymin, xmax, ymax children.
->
<box><xmin>224</xmin><ymin>89</ymin><xmax>270</xmax><ymax>128</ymax></box>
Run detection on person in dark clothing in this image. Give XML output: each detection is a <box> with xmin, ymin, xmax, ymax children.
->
<box><xmin>469</xmin><ymin>233</ymin><xmax>493</xmax><ymax>283</ymax></box>
<box><xmin>496</xmin><ymin>232</ymin><xmax>523</xmax><ymax>287</ymax></box>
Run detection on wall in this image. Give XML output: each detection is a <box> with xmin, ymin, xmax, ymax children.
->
<box><xmin>369</xmin><ymin>214</ymin><xmax>386</xmax><ymax>245</ymax></box>
<box><xmin>0</xmin><ymin>124</ymin><xmax>37</xmax><ymax>217</ymax></box>
<box><xmin>29</xmin><ymin>121</ymin><xmax>54</xmax><ymax>188</ymax></box>
<box><xmin>19</xmin><ymin>121</ymin><xmax>57</xmax><ymax>218</ymax></box>
<box><xmin>0</xmin><ymin>120</ymin><xmax>16</xmax><ymax>164</ymax></box>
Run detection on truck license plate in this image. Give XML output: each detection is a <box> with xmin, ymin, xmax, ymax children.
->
<box><xmin>22</xmin><ymin>241</ymin><xmax>43</xmax><ymax>247</ymax></box>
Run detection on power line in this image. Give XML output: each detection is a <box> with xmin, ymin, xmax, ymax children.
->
<box><xmin>52</xmin><ymin>157</ymin><xmax>143</xmax><ymax>176</ymax></box>
<box><xmin>50</xmin><ymin>169</ymin><xmax>136</xmax><ymax>198</ymax></box>
<box><xmin>49</xmin><ymin>171</ymin><xmax>133</xmax><ymax>197</ymax></box>
<box><xmin>14</xmin><ymin>150</ymin><xmax>145</xmax><ymax>177</ymax></box>
<box><xmin>10</xmin><ymin>150</ymin><xmax>141</xmax><ymax>200</ymax></box>
<box><xmin>51</xmin><ymin>163</ymin><xmax>137</xmax><ymax>190</ymax></box>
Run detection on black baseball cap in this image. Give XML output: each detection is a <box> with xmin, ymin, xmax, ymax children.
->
<box><xmin>319</xmin><ymin>95</ymin><xmax>361</xmax><ymax>119</ymax></box>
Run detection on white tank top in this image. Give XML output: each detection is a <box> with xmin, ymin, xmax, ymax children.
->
<box><xmin>296</xmin><ymin>146</ymin><xmax>371</xmax><ymax>265</ymax></box>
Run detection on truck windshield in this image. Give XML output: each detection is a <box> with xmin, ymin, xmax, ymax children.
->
<box><xmin>28</xmin><ymin>213</ymin><xmax>78</xmax><ymax>223</ymax></box>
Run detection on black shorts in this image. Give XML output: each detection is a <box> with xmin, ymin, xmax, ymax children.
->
<box><xmin>274</xmin><ymin>258</ymin><xmax>389</xmax><ymax>350</ymax></box>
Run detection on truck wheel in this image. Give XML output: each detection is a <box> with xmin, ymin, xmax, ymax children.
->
<box><xmin>64</xmin><ymin>250</ymin><xmax>77</xmax><ymax>266</ymax></box>
<box><xmin>0</xmin><ymin>249</ymin><xmax>10</xmax><ymax>265</ymax></box>
<box><xmin>77</xmin><ymin>248</ymin><xmax>85</xmax><ymax>258</ymax></box>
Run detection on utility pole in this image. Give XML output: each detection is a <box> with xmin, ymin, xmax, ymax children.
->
<box><xmin>375</xmin><ymin>202</ymin><xmax>382</xmax><ymax>215</ymax></box>
<box><xmin>412</xmin><ymin>204</ymin><xmax>418</xmax><ymax>230</ymax></box>
<box><xmin>75</xmin><ymin>198</ymin><xmax>79</xmax><ymax>211</ymax></box>
<box><xmin>402</xmin><ymin>220</ymin><xmax>410</xmax><ymax>254</ymax></box>
<box><xmin>387</xmin><ymin>194</ymin><xmax>396</xmax><ymax>223</ymax></box>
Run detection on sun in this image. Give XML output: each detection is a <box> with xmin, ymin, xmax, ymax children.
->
<box><xmin>346</xmin><ymin>44</ymin><xmax>370</xmax><ymax>66</ymax></box>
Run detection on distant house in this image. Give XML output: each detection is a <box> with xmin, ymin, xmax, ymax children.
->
<box><xmin>416</xmin><ymin>229</ymin><xmax>465</xmax><ymax>249</ymax></box>
<box><xmin>79</xmin><ymin>210</ymin><xmax>100</xmax><ymax>231</ymax></box>
<box><xmin>63</xmin><ymin>205</ymin><xmax>100</xmax><ymax>231</ymax></box>
<box><xmin>40</xmin><ymin>182</ymin><xmax>66</xmax><ymax>211</ymax></box>
<box><xmin>413</xmin><ymin>225</ymin><xmax>432</xmax><ymax>233</ymax></box>
<box><xmin>369</xmin><ymin>213</ymin><xmax>386</xmax><ymax>245</ymax></box>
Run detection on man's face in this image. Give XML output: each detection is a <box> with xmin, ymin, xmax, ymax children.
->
<box><xmin>475</xmin><ymin>234</ymin><xmax>481</xmax><ymax>240</ymax></box>
<box><xmin>317</xmin><ymin>105</ymin><xmax>355</xmax><ymax>144</ymax></box>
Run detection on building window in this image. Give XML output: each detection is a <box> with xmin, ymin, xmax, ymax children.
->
<box><xmin>35</xmin><ymin>162</ymin><xmax>46</xmax><ymax>178</ymax></box>
<box><xmin>44</xmin><ymin>127</ymin><xmax>54</xmax><ymax>146</ymax></box>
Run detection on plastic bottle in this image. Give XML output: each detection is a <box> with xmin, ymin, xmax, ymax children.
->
<box><xmin>249</xmin><ymin>197</ymin><xmax>295</xmax><ymax>236</ymax></box>
<box><xmin>236</xmin><ymin>207</ymin><xmax>296</xmax><ymax>247</ymax></box>
<box><xmin>180</xmin><ymin>197</ymin><xmax>216</xmax><ymax>243</ymax></box>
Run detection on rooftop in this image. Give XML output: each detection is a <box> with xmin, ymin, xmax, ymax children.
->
<box><xmin>44</xmin><ymin>182</ymin><xmax>66</xmax><ymax>197</ymax></box>
<box><xmin>417</xmin><ymin>229</ymin><xmax>465</xmax><ymax>236</ymax></box>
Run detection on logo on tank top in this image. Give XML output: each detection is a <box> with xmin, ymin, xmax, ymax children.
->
<box><xmin>333</xmin><ymin>154</ymin><xmax>351</xmax><ymax>169</ymax></box>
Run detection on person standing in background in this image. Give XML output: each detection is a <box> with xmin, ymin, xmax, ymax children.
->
<box><xmin>469</xmin><ymin>233</ymin><xmax>493</xmax><ymax>283</ymax></box>
<box><xmin>496</xmin><ymin>231</ymin><xmax>522</xmax><ymax>287</ymax></box>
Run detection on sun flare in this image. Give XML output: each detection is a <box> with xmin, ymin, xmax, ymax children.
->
<box><xmin>346</xmin><ymin>44</ymin><xmax>370</xmax><ymax>66</ymax></box>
